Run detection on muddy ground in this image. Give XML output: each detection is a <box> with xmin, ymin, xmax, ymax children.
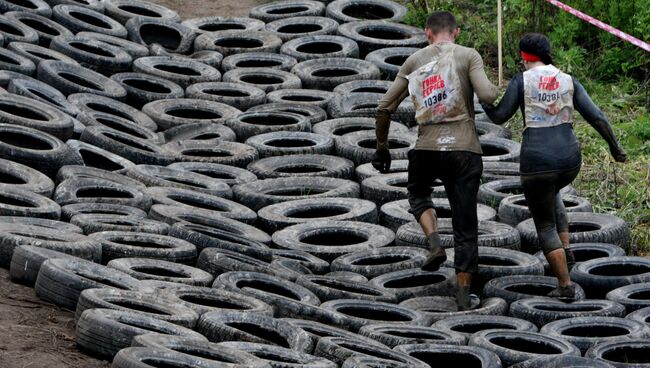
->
<box><xmin>0</xmin><ymin>0</ymin><xmax>262</xmax><ymax>366</ymax></box>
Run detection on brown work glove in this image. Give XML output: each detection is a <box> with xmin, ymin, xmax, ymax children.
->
<box><xmin>371</xmin><ymin>148</ymin><xmax>391</xmax><ymax>173</ymax></box>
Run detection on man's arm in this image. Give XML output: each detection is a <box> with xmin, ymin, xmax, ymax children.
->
<box><xmin>375</xmin><ymin>76</ymin><xmax>409</xmax><ymax>150</ymax></box>
<box><xmin>468</xmin><ymin>49</ymin><xmax>499</xmax><ymax>103</ymax></box>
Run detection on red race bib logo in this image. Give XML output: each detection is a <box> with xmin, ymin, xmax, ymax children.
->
<box><xmin>422</xmin><ymin>74</ymin><xmax>445</xmax><ymax>97</ymax></box>
<box><xmin>538</xmin><ymin>76</ymin><xmax>560</xmax><ymax>90</ymax></box>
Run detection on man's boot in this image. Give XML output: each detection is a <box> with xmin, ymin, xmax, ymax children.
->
<box><xmin>547</xmin><ymin>283</ymin><xmax>576</xmax><ymax>302</ymax></box>
<box><xmin>421</xmin><ymin>232</ymin><xmax>446</xmax><ymax>271</ymax></box>
<box><xmin>456</xmin><ymin>285</ymin><xmax>472</xmax><ymax>311</ymax></box>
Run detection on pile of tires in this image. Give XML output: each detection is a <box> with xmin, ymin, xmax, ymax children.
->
<box><xmin>0</xmin><ymin>0</ymin><xmax>638</xmax><ymax>367</ymax></box>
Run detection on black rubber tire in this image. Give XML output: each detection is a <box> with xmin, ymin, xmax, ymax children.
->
<box><xmin>314</xmin><ymin>336</ymin><xmax>428</xmax><ymax>367</ymax></box>
<box><xmin>114</xmin><ymin>346</ymin><xmax>263</xmax><ymax>368</ymax></box>
<box><xmin>291</xmin><ymin>57</ymin><xmax>380</xmax><ymax>91</ymax></box>
<box><xmin>0</xmin><ymin>157</ymin><xmax>54</xmax><ymax>196</ymax></box>
<box><xmin>498</xmin><ymin>194</ymin><xmax>593</xmax><ymax>226</ymax></box>
<box><xmin>482</xmin><ymin>161</ymin><xmax>520</xmax><ymax>182</ymax></box>
<box><xmin>147</xmin><ymin>186</ymin><xmax>255</xmax><ymax>223</ymax></box>
<box><xmin>126</xmin><ymin>17</ymin><xmax>196</xmax><ymax>54</ymax></box>
<box><xmin>62</xmin><ymin>203</ymin><xmax>146</xmax><ymax>221</ymax></box>
<box><xmin>125</xmin><ymin>165</ymin><xmax>232</xmax><ymax>197</ymax></box>
<box><xmin>43</xmin><ymin>0</ymin><xmax>104</xmax><ymax>11</ymax></box>
<box><xmin>469</xmin><ymin>330</ymin><xmax>581</xmax><ymax>367</ymax></box>
<box><xmin>326</xmin><ymin>0</ymin><xmax>407</xmax><ymax>23</ymax></box>
<box><xmin>70</xmin><ymin>214</ymin><xmax>169</xmax><ymax>235</ymax></box>
<box><xmin>364</xmin><ymin>47</ymin><xmax>418</xmax><ymax>80</ymax></box>
<box><xmin>359</xmin><ymin>323</ymin><xmax>466</xmax><ymax>348</ymax></box>
<box><xmin>213</xmin><ymin>271</ymin><xmax>323</xmax><ymax>318</ymax></box>
<box><xmin>185</xmin><ymin>82</ymin><xmax>266</xmax><ymax>111</ymax></box>
<box><xmin>476</xmin><ymin>121</ymin><xmax>512</xmax><ymax>139</ymax></box>
<box><xmin>478</xmin><ymin>178</ymin><xmax>576</xmax><ymax>209</ymax></box>
<box><xmin>0</xmin><ymin>14</ymin><xmax>39</xmax><ymax>44</ymax></box>
<box><xmin>245</xmin><ymin>131</ymin><xmax>334</xmax><ymax>158</ymax></box>
<box><xmin>194</xmin><ymin>30</ymin><xmax>282</xmax><ymax>56</ymax></box>
<box><xmin>248</xmin><ymin>154</ymin><xmax>355</xmax><ymax>179</ymax></box>
<box><xmin>327</xmin><ymin>92</ymin><xmax>415</xmax><ymax>126</ymax></box>
<box><xmin>336</xmin><ymin>130</ymin><xmax>415</xmax><ymax>166</ymax></box>
<box><xmin>8</xmin><ymin>77</ymin><xmax>79</xmax><ymax>117</ymax></box>
<box><xmin>54</xmin><ymin>177</ymin><xmax>151</xmax><ymax>211</ymax></box>
<box><xmin>606</xmin><ymin>283</ymin><xmax>650</xmax><ymax>314</ymax></box>
<box><xmin>267</xmin><ymin>88</ymin><xmax>335</xmax><ymax>110</ymax></box>
<box><xmin>182</xmin><ymin>16</ymin><xmax>265</xmax><ymax>34</ymax></box>
<box><xmin>52</xmin><ymin>4</ymin><xmax>127</xmax><ymax>37</ymax></box>
<box><xmin>218</xmin><ymin>341</ymin><xmax>338</xmax><ymax>368</ymax></box>
<box><xmin>368</xmin><ymin>267</ymin><xmax>455</xmax><ymax>302</ymax></box>
<box><xmin>479</xmin><ymin>136</ymin><xmax>521</xmax><ymax>163</ymax></box>
<box><xmin>222</xmin><ymin>67</ymin><xmax>302</xmax><ymax>93</ymax></box>
<box><xmin>196</xmin><ymin>247</ymin><xmax>288</xmax><ymax>280</ymax></box>
<box><xmin>337</xmin><ymin>20</ymin><xmax>427</xmax><ymax>57</ymax></box>
<box><xmin>111</xmin><ymin>72</ymin><xmax>185</xmax><ymax>108</ymax></box>
<box><xmin>234</xmin><ymin>177</ymin><xmax>360</xmax><ymax>211</ymax></box>
<box><xmin>162</xmin><ymin>122</ymin><xmax>237</xmax><ymax>144</ymax></box>
<box><xmin>77</xmin><ymin>310</ymin><xmax>206</xmax><ymax>359</ymax></box>
<box><xmin>50</xmin><ymin>35</ymin><xmax>132</xmax><ymax>75</ymax></box>
<box><xmin>483</xmin><ymin>275</ymin><xmax>587</xmax><ymax>304</ymax></box>
<box><xmin>167</xmin><ymin>162</ymin><xmax>257</xmax><ymax>186</ymax></box>
<box><xmin>341</xmin><ymin>355</ymin><xmax>415</xmax><ymax>368</ymax></box>
<box><xmin>107</xmin><ymin>257</ymin><xmax>213</xmax><ymax>286</ymax></box>
<box><xmin>272</xmin><ymin>249</ymin><xmax>330</xmax><ymax>275</ymax></box>
<box><xmin>68</xmin><ymin>92</ymin><xmax>157</xmax><ymax>131</ymax></box>
<box><xmin>442</xmin><ymin>246</ymin><xmax>544</xmax><ymax>287</ymax></box>
<box><xmin>247</xmin><ymin>102</ymin><xmax>327</xmax><ymax>126</ymax></box>
<box><xmin>400</xmin><ymin>296</ymin><xmax>509</xmax><ymax>324</ymax></box>
<box><xmin>570</xmin><ymin>256</ymin><xmax>650</xmax><ymax>299</ymax></box>
<box><xmin>330</xmin><ymin>246</ymin><xmax>427</xmax><ymax>279</ymax></box>
<box><xmin>312</xmin><ymin>117</ymin><xmax>408</xmax><ymax>139</ymax></box>
<box><xmin>272</xmin><ymin>220</ymin><xmax>393</xmax><ymax>263</ymax></box>
<box><xmin>37</xmin><ymin>60</ymin><xmax>127</xmax><ymax>99</ymax></box>
<box><xmin>249</xmin><ymin>0</ymin><xmax>325</xmax><ymax>23</ymax></box>
<box><xmin>163</xmin><ymin>140</ymin><xmax>259</xmax><ymax>167</ymax></box>
<box><xmin>281</xmin><ymin>35</ymin><xmax>359</xmax><ymax>62</ymax></box>
<box><xmin>320</xmin><ymin>298</ymin><xmax>428</xmax><ymax>332</ymax></box>
<box><xmin>258</xmin><ymin>197</ymin><xmax>377</xmax><ymax>233</ymax></box>
<box><xmin>432</xmin><ymin>314</ymin><xmax>538</xmax><ymax>338</ymax></box>
<box><xmin>510</xmin><ymin>355</ymin><xmax>616</xmax><ymax>368</ymax></box>
<box><xmin>221</xmin><ymin>52</ymin><xmax>298</xmax><ymax>72</ymax></box>
<box><xmin>76</xmin><ymin>31</ymin><xmax>150</xmax><ymax>59</ymax></box>
<box><xmin>75</xmin><ymin>288</ymin><xmax>199</xmax><ymax>328</ymax></box>
<box><xmin>0</xmin><ymin>46</ymin><xmax>35</xmax><ymax>76</ymax></box>
<box><xmin>380</xmin><ymin>199</ymin><xmax>496</xmax><ymax>232</ymax></box>
<box><xmin>510</xmin><ymin>298</ymin><xmax>626</xmax><ymax>328</ymax></box>
<box><xmin>0</xmin><ymin>93</ymin><xmax>75</xmax><ymax>140</ymax></box>
<box><xmin>284</xmin><ymin>318</ymin><xmax>376</xmax><ymax>351</ymax></box>
<box><xmin>168</xmin><ymin>222</ymin><xmax>271</xmax><ymax>261</ymax></box>
<box><xmin>9</xmin><ymin>244</ymin><xmax>77</xmax><ymax>286</ymax></box>
<box><xmin>131</xmin><ymin>336</ymin><xmax>269</xmax><ymax>367</ymax></box>
<box><xmin>133</xmin><ymin>56</ymin><xmax>221</xmax><ymax>89</ymax></box>
<box><xmin>266</xmin><ymin>16</ymin><xmax>338</xmax><ymax>42</ymax></box>
<box><xmin>5</xmin><ymin>11</ymin><xmax>73</xmax><ymax>47</ymax></box>
<box><xmin>518</xmin><ymin>212</ymin><xmax>630</xmax><ymax>252</ymax></box>
<box><xmin>540</xmin><ymin>316</ymin><xmax>650</xmax><ymax>354</ymax></box>
<box><xmin>103</xmin><ymin>0</ymin><xmax>180</xmax><ymax>24</ymax></box>
<box><xmin>585</xmin><ymin>339</ymin><xmax>650</xmax><ymax>368</ymax></box>
<box><xmin>393</xmin><ymin>344</ymin><xmax>503</xmax><ymax>368</ymax></box>
<box><xmin>56</xmin><ymin>166</ymin><xmax>144</xmax><ymax>188</ymax></box>
<box><xmin>65</xmin><ymin>139</ymin><xmax>137</xmax><ymax>172</ymax></box>
<box><xmin>76</xmin><ymin>111</ymin><xmax>162</xmax><ymax>144</ymax></box>
<box><xmin>80</xmin><ymin>126</ymin><xmax>176</xmax><ymax>166</ymax></box>
<box><xmin>89</xmin><ymin>231</ymin><xmax>197</xmax><ymax>264</ymax></box>
<box><xmin>148</xmin><ymin>204</ymin><xmax>271</xmax><ymax>245</ymax></box>
<box><xmin>197</xmin><ymin>311</ymin><xmax>313</xmax><ymax>352</ymax></box>
<box><xmin>0</xmin><ymin>123</ymin><xmax>83</xmax><ymax>178</ymax></box>
<box><xmin>332</xmin><ymin>79</ymin><xmax>392</xmax><ymax>95</ymax></box>
<box><xmin>142</xmin><ymin>98</ymin><xmax>239</xmax><ymax>131</ymax></box>
<box><xmin>149</xmin><ymin>47</ymin><xmax>224</xmax><ymax>69</ymax></box>
<box><xmin>296</xmin><ymin>275</ymin><xmax>397</xmax><ymax>303</ymax></box>
<box><xmin>34</xmin><ymin>257</ymin><xmax>140</xmax><ymax>310</ymax></box>
<box><xmin>535</xmin><ymin>242</ymin><xmax>626</xmax><ymax>275</ymax></box>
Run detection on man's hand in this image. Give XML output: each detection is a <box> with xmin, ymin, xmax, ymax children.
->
<box><xmin>611</xmin><ymin>145</ymin><xmax>627</xmax><ymax>163</ymax></box>
<box><xmin>371</xmin><ymin>149</ymin><xmax>391</xmax><ymax>173</ymax></box>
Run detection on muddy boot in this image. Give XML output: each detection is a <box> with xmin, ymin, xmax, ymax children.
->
<box><xmin>421</xmin><ymin>232</ymin><xmax>446</xmax><ymax>271</ymax></box>
<box><xmin>547</xmin><ymin>283</ymin><xmax>576</xmax><ymax>302</ymax></box>
<box><xmin>565</xmin><ymin>247</ymin><xmax>576</xmax><ymax>270</ymax></box>
<box><xmin>456</xmin><ymin>285</ymin><xmax>471</xmax><ymax>311</ymax></box>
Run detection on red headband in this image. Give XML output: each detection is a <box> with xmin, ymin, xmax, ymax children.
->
<box><xmin>521</xmin><ymin>51</ymin><xmax>541</xmax><ymax>62</ymax></box>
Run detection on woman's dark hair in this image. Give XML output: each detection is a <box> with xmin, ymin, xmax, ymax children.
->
<box><xmin>519</xmin><ymin>33</ymin><xmax>553</xmax><ymax>65</ymax></box>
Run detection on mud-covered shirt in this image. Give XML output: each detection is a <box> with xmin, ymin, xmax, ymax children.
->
<box><xmin>376</xmin><ymin>42</ymin><xmax>498</xmax><ymax>153</ymax></box>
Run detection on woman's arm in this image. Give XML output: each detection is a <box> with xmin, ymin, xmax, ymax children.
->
<box><xmin>573</xmin><ymin>78</ymin><xmax>627</xmax><ymax>162</ymax></box>
<box><xmin>480</xmin><ymin>73</ymin><xmax>523</xmax><ymax>125</ymax></box>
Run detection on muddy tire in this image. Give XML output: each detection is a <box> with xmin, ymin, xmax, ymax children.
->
<box><xmin>182</xmin><ymin>16</ymin><xmax>264</xmax><ymax>34</ymax></box>
<box><xmin>62</xmin><ymin>203</ymin><xmax>146</xmax><ymax>221</ymax></box>
<box><xmin>291</xmin><ymin>57</ymin><xmax>380</xmax><ymax>91</ymax></box>
<box><xmin>393</xmin><ymin>344</ymin><xmax>503</xmax><ymax>368</ymax></box>
<box><xmin>148</xmin><ymin>186</ymin><xmax>255</xmax><ymax>222</ymax></box>
<box><xmin>570</xmin><ymin>256</ymin><xmax>650</xmax><ymax>299</ymax></box>
<box><xmin>167</xmin><ymin>162</ymin><xmax>257</xmax><ymax>186</ymax></box>
<box><xmin>498</xmin><ymin>194</ymin><xmax>593</xmax><ymax>226</ymax></box>
<box><xmin>111</xmin><ymin>72</ymin><xmax>185</xmax><ymax>108</ymax></box>
<box><xmin>296</xmin><ymin>275</ymin><xmax>397</xmax><ymax>303</ymax></box>
<box><xmin>143</xmin><ymin>98</ymin><xmax>239</xmax><ymax>131</ymax></box>
<box><xmin>432</xmin><ymin>315</ymin><xmax>538</xmax><ymax>338</ymax></box>
<box><xmin>89</xmin><ymin>231</ymin><xmax>197</xmax><ymax>264</ymax></box>
<box><xmin>126</xmin><ymin>17</ymin><xmax>195</xmax><ymax>54</ymax></box>
<box><xmin>0</xmin><ymin>14</ymin><xmax>39</xmax><ymax>44</ymax></box>
<box><xmin>185</xmin><ymin>81</ymin><xmax>266</xmax><ymax>111</ymax></box>
<box><xmin>80</xmin><ymin>126</ymin><xmax>176</xmax><ymax>166</ymax></box>
<box><xmin>9</xmin><ymin>245</ymin><xmax>76</xmax><ymax>286</ymax></box>
<box><xmin>330</xmin><ymin>246</ymin><xmax>427</xmax><ymax>279</ymax></box>
<box><xmin>400</xmin><ymin>296</ymin><xmax>509</xmax><ymax>324</ymax></box>
<box><xmin>359</xmin><ymin>323</ymin><xmax>466</xmax><ymax>348</ymax></box>
<box><xmin>71</xmin><ymin>214</ymin><xmax>168</xmax><ymax>234</ymax></box>
<box><xmin>249</xmin><ymin>0</ymin><xmax>325</xmax><ymax>22</ymax></box>
<box><xmin>195</xmin><ymin>30</ymin><xmax>282</xmax><ymax>56</ymax></box>
<box><xmin>248</xmin><ymin>154</ymin><xmax>355</xmax><ymax>180</ymax></box>
<box><xmin>483</xmin><ymin>275</ymin><xmax>587</xmax><ymax>304</ymax></box>
<box><xmin>364</xmin><ymin>47</ymin><xmax>418</xmax><ymax>80</ymax></box>
<box><xmin>163</xmin><ymin>140</ymin><xmax>259</xmax><ymax>167</ymax></box>
<box><xmin>314</xmin><ymin>336</ymin><xmax>427</xmax><ymax>366</ymax></box>
<box><xmin>267</xmin><ymin>88</ymin><xmax>335</xmax><ymax>110</ymax></box>
<box><xmin>162</xmin><ymin>122</ymin><xmax>237</xmax><ymax>143</ymax></box>
<box><xmin>221</xmin><ymin>52</ymin><xmax>298</xmax><ymax>72</ymax></box>
<box><xmin>222</xmin><ymin>67</ymin><xmax>302</xmax><ymax>93</ymax></box>
<box><xmin>267</xmin><ymin>16</ymin><xmax>338</xmax><ymax>42</ymax></box>
<box><xmin>125</xmin><ymin>165</ymin><xmax>231</xmax><ymax>197</ymax></box>
<box><xmin>53</xmin><ymin>4</ymin><xmax>126</xmax><ymax>36</ymax></box>
<box><xmin>510</xmin><ymin>355</ymin><xmax>616</xmax><ymax>368</ymax></box>
<box><xmin>68</xmin><ymin>92</ymin><xmax>157</xmax><ymax>131</ymax></box>
<box><xmin>133</xmin><ymin>56</ymin><xmax>221</xmax><ymax>88</ymax></box>
<box><xmin>326</xmin><ymin>0</ymin><xmax>407</xmax><ymax>23</ymax></box>
<box><xmin>336</xmin><ymin>130</ymin><xmax>414</xmax><ymax>166</ymax></box>
<box><xmin>479</xmin><ymin>136</ymin><xmax>521</xmax><ymax>163</ymax></box>
<box><xmin>368</xmin><ymin>268</ymin><xmax>455</xmax><ymax>302</ymax></box>
<box><xmin>0</xmin><ymin>157</ymin><xmax>54</xmax><ymax>195</ymax></box>
<box><xmin>107</xmin><ymin>257</ymin><xmax>213</xmax><ymax>286</ymax></box>
<box><xmin>282</xmin><ymin>35</ymin><xmax>359</xmax><ymax>61</ymax></box>
<box><xmin>337</xmin><ymin>20</ymin><xmax>426</xmax><ymax>56</ymax></box>
<box><xmin>5</xmin><ymin>11</ymin><xmax>73</xmax><ymax>47</ymax></box>
<box><xmin>54</xmin><ymin>177</ymin><xmax>151</xmax><ymax>210</ymax></box>
<box><xmin>245</xmin><ymin>131</ymin><xmax>334</xmax><ymax>158</ymax></box>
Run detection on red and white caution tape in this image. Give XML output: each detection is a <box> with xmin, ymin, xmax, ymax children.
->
<box><xmin>545</xmin><ymin>0</ymin><xmax>650</xmax><ymax>52</ymax></box>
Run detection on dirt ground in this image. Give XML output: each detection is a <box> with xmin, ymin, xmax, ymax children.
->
<box><xmin>0</xmin><ymin>0</ymin><xmax>263</xmax><ymax>366</ymax></box>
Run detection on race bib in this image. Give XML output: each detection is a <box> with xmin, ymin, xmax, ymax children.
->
<box><xmin>523</xmin><ymin>65</ymin><xmax>574</xmax><ymax>129</ymax></box>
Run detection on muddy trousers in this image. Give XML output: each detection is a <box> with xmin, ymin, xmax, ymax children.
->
<box><xmin>406</xmin><ymin>149</ymin><xmax>483</xmax><ymax>273</ymax></box>
<box><xmin>521</xmin><ymin>167</ymin><xmax>580</xmax><ymax>254</ymax></box>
